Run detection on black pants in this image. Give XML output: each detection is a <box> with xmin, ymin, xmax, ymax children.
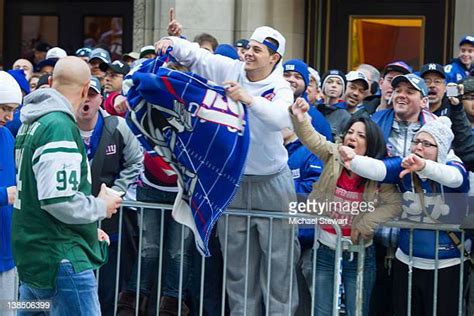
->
<box><xmin>392</xmin><ymin>258</ymin><xmax>469</xmax><ymax>316</ymax></box>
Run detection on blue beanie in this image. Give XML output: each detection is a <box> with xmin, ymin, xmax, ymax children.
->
<box><xmin>7</xmin><ymin>69</ymin><xmax>30</xmax><ymax>94</ymax></box>
<box><xmin>283</xmin><ymin>59</ymin><xmax>310</xmax><ymax>88</ymax></box>
<box><xmin>215</xmin><ymin>44</ymin><xmax>239</xmax><ymax>60</ymax></box>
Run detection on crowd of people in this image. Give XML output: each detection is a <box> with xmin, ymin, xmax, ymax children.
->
<box><xmin>1</xmin><ymin>10</ymin><xmax>474</xmax><ymax>316</ymax></box>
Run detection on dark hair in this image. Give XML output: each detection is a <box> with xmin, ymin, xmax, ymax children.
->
<box><xmin>193</xmin><ymin>33</ymin><xmax>219</xmax><ymax>51</ymax></box>
<box><xmin>341</xmin><ymin>116</ymin><xmax>387</xmax><ymax>159</ymax></box>
<box><xmin>263</xmin><ymin>37</ymin><xmax>281</xmax><ymax>66</ymax></box>
<box><xmin>263</xmin><ymin>37</ymin><xmax>278</xmax><ymax>55</ymax></box>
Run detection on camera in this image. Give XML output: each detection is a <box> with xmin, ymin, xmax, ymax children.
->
<box><xmin>446</xmin><ymin>84</ymin><xmax>459</xmax><ymax>97</ymax></box>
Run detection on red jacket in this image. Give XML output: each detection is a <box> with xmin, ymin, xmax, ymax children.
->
<box><xmin>144</xmin><ymin>153</ymin><xmax>178</xmax><ymax>186</ymax></box>
<box><xmin>104</xmin><ymin>92</ymin><xmax>126</xmax><ymax>117</ymax></box>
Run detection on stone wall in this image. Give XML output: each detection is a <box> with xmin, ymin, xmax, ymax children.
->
<box><xmin>132</xmin><ymin>0</ymin><xmax>305</xmax><ymax>60</ymax></box>
<box><xmin>453</xmin><ymin>0</ymin><xmax>474</xmax><ymax>58</ymax></box>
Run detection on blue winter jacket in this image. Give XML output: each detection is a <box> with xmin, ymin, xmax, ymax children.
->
<box><xmin>372</xmin><ymin>108</ymin><xmax>436</xmax><ymax>141</ymax></box>
<box><xmin>381</xmin><ymin>157</ymin><xmax>469</xmax><ymax>260</ymax></box>
<box><xmin>0</xmin><ymin>127</ymin><xmax>16</xmax><ymax>272</ymax></box>
<box><xmin>444</xmin><ymin>58</ymin><xmax>471</xmax><ymax>84</ymax></box>
<box><xmin>286</xmin><ymin>140</ymin><xmax>324</xmax><ymax>197</ymax></box>
<box><xmin>288</xmin><ymin>104</ymin><xmax>332</xmax><ymax>195</ymax></box>
<box><xmin>287</xmin><ymin>140</ymin><xmax>324</xmax><ymax>250</ymax></box>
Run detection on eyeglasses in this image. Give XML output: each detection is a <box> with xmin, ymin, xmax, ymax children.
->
<box><xmin>424</xmin><ymin>79</ymin><xmax>445</xmax><ymax>85</ymax></box>
<box><xmin>105</xmin><ymin>72</ymin><xmax>123</xmax><ymax>79</ymax></box>
<box><xmin>411</xmin><ymin>139</ymin><xmax>438</xmax><ymax>148</ymax></box>
<box><xmin>462</xmin><ymin>94</ymin><xmax>474</xmax><ymax>100</ymax></box>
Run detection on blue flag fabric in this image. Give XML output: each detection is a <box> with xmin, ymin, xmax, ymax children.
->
<box><xmin>125</xmin><ymin>56</ymin><xmax>250</xmax><ymax>256</ymax></box>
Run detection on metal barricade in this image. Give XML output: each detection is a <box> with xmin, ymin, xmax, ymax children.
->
<box><xmin>99</xmin><ymin>201</ymin><xmax>367</xmax><ymax>316</ymax></box>
<box><xmin>11</xmin><ymin>203</ymin><xmax>470</xmax><ymax>316</ymax></box>
<box><xmin>380</xmin><ymin>220</ymin><xmax>468</xmax><ymax>316</ymax></box>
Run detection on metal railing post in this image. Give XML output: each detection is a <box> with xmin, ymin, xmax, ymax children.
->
<box><xmin>135</xmin><ymin>207</ymin><xmax>144</xmax><ymax>316</ymax></box>
<box><xmin>433</xmin><ymin>230</ymin><xmax>439</xmax><ymax>316</ymax></box>
<box><xmin>113</xmin><ymin>206</ymin><xmax>124</xmax><ymax>315</ymax></box>
<box><xmin>354</xmin><ymin>239</ymin><xmax>365</xmax><ymax>316</ymax></box>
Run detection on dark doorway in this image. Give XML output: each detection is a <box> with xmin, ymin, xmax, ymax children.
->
<box><xmin>307</xmin><ymin>0</ymin><xmax>455</xmax><ymax>73</ymax></box>
<box><xmin>3</xmin><ymin>0</ymin><xmax>133</xmax><ymax>68</ymax></box>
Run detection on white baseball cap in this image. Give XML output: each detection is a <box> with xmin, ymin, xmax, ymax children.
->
<box><xmin>249</xmin><ymin>26</ymin><xmax>286</xmax><ymax>57</ymax></box>
<box><xmin>308</xmin><ymin>67</ymin><xmax>321</xmax><ymax>86</ymax></box>
<box><xmin>346</xmin><ymin>71</ymin><xmax>370</xmax><ymax>90</ymax></box>
<box><xmin>46</xmin><ymin>47</ymin><xmax>67</xmax><ymax>59</ymax></box>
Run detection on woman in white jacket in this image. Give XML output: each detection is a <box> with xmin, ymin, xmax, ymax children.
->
<box><xmin>339</xmin><ymin>116</ymin><xmax>470</xmax><ymax>316</ymax></box>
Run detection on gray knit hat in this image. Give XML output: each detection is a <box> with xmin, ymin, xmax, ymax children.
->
<box><xmin>414</xmin><ymin>116</ymin><xmax>454</xmax><ymax>163</ymax></box>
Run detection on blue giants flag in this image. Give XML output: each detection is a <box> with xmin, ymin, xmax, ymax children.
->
<box><xmin>125</xmin><ymin>56</ymin><xmax>250</xmax><ymax>256</ymax></box>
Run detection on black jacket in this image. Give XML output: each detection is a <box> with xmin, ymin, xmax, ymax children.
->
<box><xmin>90</xmin><ymin>110</ymin><xmax>143</xmax><ymax>233</ymax></box>
<box><xmin>448</xmin><ymin>103</ymin><xmax>474</xmax><ymax>171</ymax></box>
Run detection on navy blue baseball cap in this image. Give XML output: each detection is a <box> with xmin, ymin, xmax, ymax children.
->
<box><xmin>459</xmin><ymin>35</ymin><xmax>474</xmax><ymax>46</ymax></box>
<box><xmin>419</xmin><ymin>63</ymin><xmax>446</xmax><ymax>79</ymax></box>
<box><xmin>99</xmin><ymin>60</ymin><xmax>130</xmax><ymax>75</ymax></box>
<box><xmin>382</xmin><ymin>61</ymin><xmax>412</xmax><ymax>76</ymax></box>
<box><xmin>235</xmin><ymin>39</ymin><xmax>249</xmax><ymax>48</ymax></box>
<box><xmin>76</xmin><ymin>47</ymin><xmax>92</xmax><ymax>58</ymax></box>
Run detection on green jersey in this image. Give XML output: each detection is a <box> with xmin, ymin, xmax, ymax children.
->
<box><xmin>12</xmin><ymin>89</ymin><xmax>108</xmax><ymax>289</ymax></box>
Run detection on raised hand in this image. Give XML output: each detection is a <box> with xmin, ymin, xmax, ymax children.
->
<box><xmin>447</xmin><ymin>83</ymin><xmax>464</xmax><ymax>106</ymax></box>
<box><xmin>290</xmin><ymin>97</ymin><xmax>309</xmax><ymax>122</ymax></box>
<box><xmin>167</xmin><ymin>8</ymin><xmax>182</xmax><ymax>37</ymax></box>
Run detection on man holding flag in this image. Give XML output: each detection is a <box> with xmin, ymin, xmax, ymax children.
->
<box><xmin>155</xmin><ymin>25</ymin><xmax>299</xmax><ymax>315</ymax></box>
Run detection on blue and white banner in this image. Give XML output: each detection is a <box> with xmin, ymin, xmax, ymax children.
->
<box><xmin>125</xmin><ymin>56</ymin><xmax>249</xmax><ymax>256</ymax></box>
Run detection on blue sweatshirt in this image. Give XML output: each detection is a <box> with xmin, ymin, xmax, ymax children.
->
<box><xmin>444</xmin><ymin>58</ymin><xmax>471</xmax><ymax>84</ymax></box>
<box><xmin>286</xmin><ymin>140</ymin><xmax>324</xmax><ymax>250</ymax></box>
<box><xmin>0</xmin><ymin>127</ymin><xmax>16</xmax><ymax>272</ymax></box>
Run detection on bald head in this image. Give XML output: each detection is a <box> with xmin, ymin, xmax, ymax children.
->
<box><xmin>12</xmin><ymin>58</ymin><xmax>34</xmax><ymax>80</ymax></box>
<box><xmin>51</xmin><ymin>56</ymin><xmax>91</xmax><ymax>109</ymax></box>
<box><xmin>52</xmin><ymin>56</ymin><xmax>90</xmax><ymax>89</ymax></box>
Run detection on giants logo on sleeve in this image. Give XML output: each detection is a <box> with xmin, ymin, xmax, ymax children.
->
<box><xmin>261</xmin><ymin>88</ymin><xmax>275</xmax><ymax>101</ymax></box>
<box><xmin>105</xmin><ymin>145</ymin><xmax>117</xmax><ymax>155</ymax></box>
